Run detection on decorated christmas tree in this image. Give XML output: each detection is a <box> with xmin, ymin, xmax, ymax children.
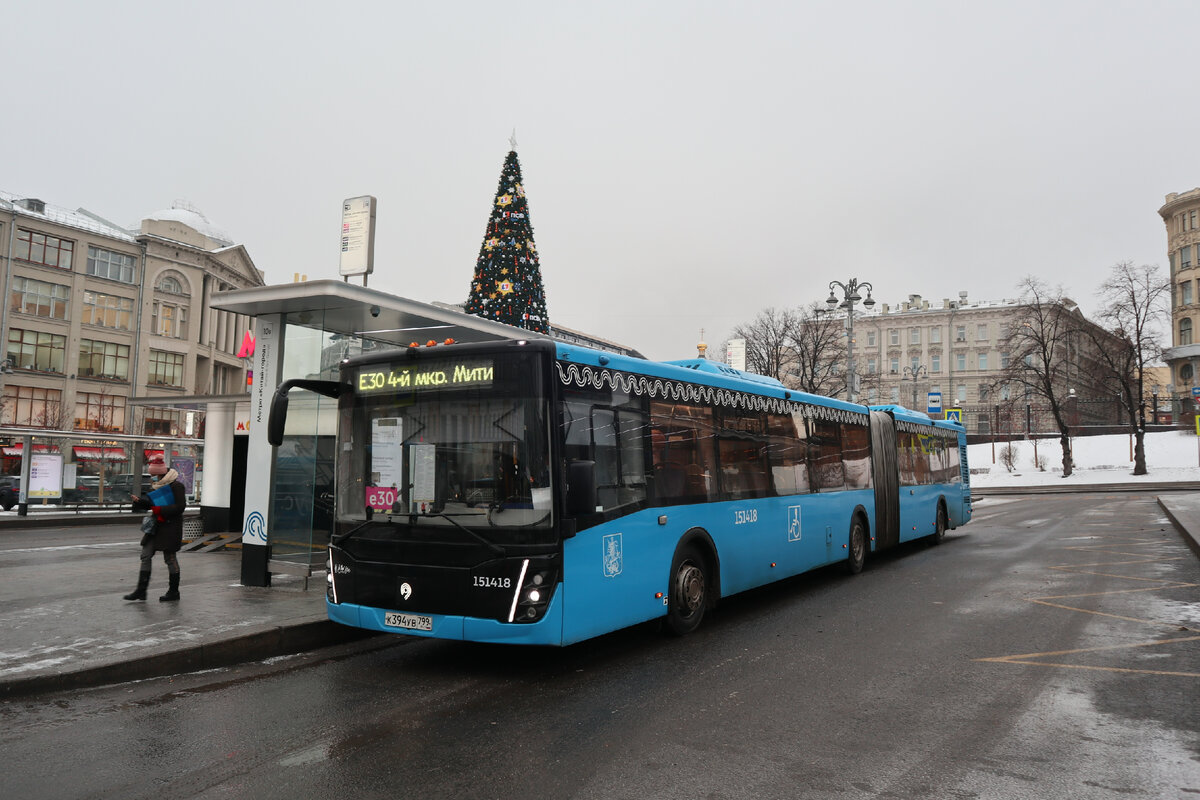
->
<box><xmin>463</xmin><ymin>139</ymin><xmax>550</xmax><ymax>333</ymax></box>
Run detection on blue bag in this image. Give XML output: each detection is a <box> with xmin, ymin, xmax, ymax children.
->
<box><xmin>147</xmin><ymin>485</ymin><xmax>175</xmax><ymax>507</ymax></box>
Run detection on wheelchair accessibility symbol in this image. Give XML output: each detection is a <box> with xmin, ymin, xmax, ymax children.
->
<box><xmin>787</xmin><ymin>505</ymin><xmax>802</xmax><ymax>542</ymax></box>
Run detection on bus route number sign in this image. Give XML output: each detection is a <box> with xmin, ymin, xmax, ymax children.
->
<box><xmin>366</xmin><ymin>485</ymin><xmax>399</xmax><ymax>511</ymax></box>
<box><xmin>357</xmin><ymin>359</ymin><xmax>494</xmax><ymax>394</ymax></box>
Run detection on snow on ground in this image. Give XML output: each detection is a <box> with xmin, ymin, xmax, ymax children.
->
<box><xmin>968</xmin><ymin>430</ymin><xmax>1200</xmax><ymax>487</ymax></box>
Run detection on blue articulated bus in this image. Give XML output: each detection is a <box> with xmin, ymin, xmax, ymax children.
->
<box><xmin>268</xmin><ymin>338</ymin><xmax>972</xmax><ymax>646</ymax></box>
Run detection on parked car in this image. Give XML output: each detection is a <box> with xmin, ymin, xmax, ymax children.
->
<box><xmin>0</xmin><ymin>476</ymin><xmax>20</xmax><ymax>510</ymax></box>
<box><xmin>64</xmin><ymin>475</ymin><xmax>102</xmax><ymax>504</ymax></box>
<box><xmin>106</xmin><ymin>473</ymin><xmax>154</xmax><ymax>503</ymax></box>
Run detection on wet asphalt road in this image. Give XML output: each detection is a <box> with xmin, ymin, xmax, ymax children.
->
<box><xmin>2</xmin><ymin>493</ymin><xmax>1197</xmax><ymax>799</ymax></box>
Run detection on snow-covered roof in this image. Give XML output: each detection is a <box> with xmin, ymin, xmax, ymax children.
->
<box><xmin>139</xmin><ymin>201</ymin><xmax>234</xmax><ymax>247</ymax></box>
<box><xmin>0</xmin><ymin>190</ymin><xmax>135</xmax><ymax>243</ymax></box>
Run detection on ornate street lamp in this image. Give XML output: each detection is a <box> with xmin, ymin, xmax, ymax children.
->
<box><xmin>826</xmin><ymin>278</ymin><xmax>875</xmax><ymax>403</ymax></box>
<box><xmin>902</xmin><ymin>364</ymin><xmax>928</xmax><ymax>410</ymax></box>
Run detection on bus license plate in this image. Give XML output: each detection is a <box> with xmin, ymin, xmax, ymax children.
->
<box><xmin>384</xmin><ymin>612</ymin><xmax>433</xmax><ymax>632</ymax></box>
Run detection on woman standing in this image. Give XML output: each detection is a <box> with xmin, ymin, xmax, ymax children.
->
<box><xmin>123</xmin><ymin>461</ymin><xmax>187</xmax><ymax>602</ymax></box>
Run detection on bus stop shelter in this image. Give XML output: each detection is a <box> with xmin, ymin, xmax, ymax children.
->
<box><xmin>210</xmin><ymin>280</ymin><xmax>546</xmax><ymax>586</ymax></box>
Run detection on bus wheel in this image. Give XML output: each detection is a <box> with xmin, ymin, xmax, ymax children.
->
<box><xmin>846</xmin><ymin>517</ymin><xmax>866</xmax><ymax>575</ymax></box>
<box><xmin>665</xmin><ymin>545</ymin><xmax>707</xmax><ymax>636</ymax></box>
<box><xmin>929</xmin><ymin>503</ymin><xmax>947</xmax><ymax>546</ymax></box>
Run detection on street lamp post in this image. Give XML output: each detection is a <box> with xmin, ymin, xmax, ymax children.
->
<box><xmin>826</xmin><ymin>278</ymin><xmax>875</xmax><ymax>404</ymax></box>
<box><xmin>902</xmin><ymin>364</ymin><xmax>927</xmax><ymax>410</ymax></box>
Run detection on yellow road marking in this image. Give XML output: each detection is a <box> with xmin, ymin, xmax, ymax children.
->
<box><xmin>978</xmin><ymin>523</ymin><xmax>1200</xmax><ymax>678</ymax></box>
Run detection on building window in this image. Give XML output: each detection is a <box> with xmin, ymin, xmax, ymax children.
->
<box><xmin>10</xmin><ymin>277</ymin><xmax>69</xmax><ymax>320</ymax></box>
<box><xmin>148</xmin><ymin>349</ymin><xmax>185</xmax><ymax>387</ymax></box>
<box><xmin>74</xmin><ymin>391</ymin><xmax>126</xmax><ymax>432</ymax></box>
<box><xmin>86</xmin><ymin>247</ymin><xmax>137</xmax><ymax>283</ymax></box>
<box><xmin>909</xmin><ymin>328</ymin><xmax>920</xmax><ymax>344</ymax></box>
<box><xmin>81</xmin><ymin>291</ymin><xmax>134</xmax><ymax>330</ymax></box>
<box><xmin>890</xmin><ymin>387</ymin><xmax>900</xmax><ymax>403</ymax></box>
<box><xmin>1181</xmin><ymin>363</ymin><xmax>1195</xmax><ymax>383</ymax></box>
<box><xmin>957</xmin><ymin>384</ymin><xmax>967</xmax><ymax>403</ymax></box>
<box><xmin>15</xmin><ymin>228</ymin><xmax>73</xmax><ymax>269</ymax></box>
<box><xmin>2</xmin><ymin>385</ymin><xmax>64</xmax><ymax>428</ymax></box>
<box><xmin>1183</xmin><ymin>246</ymin><xmax>1194</xmax><ymax>270</ymax></box>
<box><xmin>931</xmin><ymin>354</ymin><xmax>941</xmax><ymax>372</ymax></box>
<box><xmin>1001</xmin><ymin>351</ymin><xmax>1010</xmax><ymax>368</ymax></box>
<box><xmin>157</xmin><ymin>275</ymin><xmax>187</xmax><ymax>294</ymax></box>
<box><xmin>152</xmin><ymin>301</ymin><xmax>189</xmax><ymax>340</ymax></box>
<box><xmin>867</xmin><ymin>389</ymin><xmax>877</xmax><ymax>403</ymax></box>
<box><xmin>977</xmin><ymin>324</ymin><xmax>988</xmax><ymax>341</ymax></box>
<box><xmin>978</xmin><ymin>352</ymin><xmax>989</xmax><ymax>370</ymax></box>
<box><xmin>979</xmin><ymin>385</ymin><xmax>990</xmax><ymax>402</ymax></box>
<box><xmin>867</xmin><ymin>358</ymin><xmax>877</xmax><ymax>374</ymax></box>
<box><xmin>1001</xmin><ymin>383</ymin><xmax>1011</xmax><ymax>401</ymax></box>
<box><xmin>1183</xmin><ymin>282</ymin><xmax>1195</xmax><ymax>307</ymax></box>
<box><xmin>143</xmin><ymin>407</ymin><xmax>182</xmax><ymax>436</ymax></box>
<box><xmin>930</xmin><ymin>327</ymin><xmax>941</xmax><ymax>344</ymax></box>
<box><xmin>1181</xmin><ymin>318</ymin><xmax>1193</xmax><ymax>346</ymax></box>
<box><xmin>956</xmin><ymin>352</ymin><xmax>967</xmax><ymax>371</ymax></box>
<box><xmin>867</xmin><ymin>330</ymin><xmax>876</xmax><ymax>347</ymax></box>
<box><xmin>889</xmin><ymin>357</ymin><xmax>900</xmax><ymax>373</ymax></box>
<box><xmin>955</xmin><ymin>325</ymin><xmax>966</xmax><ymax>342</ymax></box>
<box><xmin>78</xmin><ymin>339</ymin><xmax>131</xmax><ymax>380</ymax></box>
<box><xmin>911</xmin><ymin>356</ymin><xmax>921</xmax><ymax>371</ymax></box>
<box><xmin>6</xmin><ymin>328</ymin><xmax>66</xmax><ymax>373</ymax></box>
<box><xmin>889</xmin><ymin>329</ymin><xmax>899</xmax><ymax>346</ymax></box>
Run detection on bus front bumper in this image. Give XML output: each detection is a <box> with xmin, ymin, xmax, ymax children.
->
<box><xmin>327</xmin><ymin>589</ymin><xmax>565</xmax><ymax>646</ymax></box>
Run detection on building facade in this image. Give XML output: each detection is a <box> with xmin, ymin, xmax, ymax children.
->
<box><xmin>1160</xmin><ymin>187</ymin><xmax>1200</xmax><ymax>410</ymax></box>
<box><xmin>768</xmin><ymin>292</ymin><xmax>1122</xmax><ymax>437</ymax></box>
<box><xmin>0</xmin><ymin>193</ymin><xmax>263</xmax><ymax>488</ymax></box>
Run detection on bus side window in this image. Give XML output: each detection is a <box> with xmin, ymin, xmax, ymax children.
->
<box><xmin>897</xmin><ymin>432</ymin><xmax>916</xmax><ymax>486</ymax></box>
<box><xmin>769</xmin><ymin>411</ymin><xmax>810</xmax><ymax>495</ymax></box>
<box><xmin>841</xmin><ymin>423</ymin><xmax>872</xmax><ymax>490</ymax></box>
<box><xmin>591</xmin><ymin>408</ymin><xmax>648</xmax><ymax>511</ymax></box>
<box><xmin>810</xmin><ymin>419</ymin><xmax>845</xmax><ymax>492</ymax></box>
<box><xmin>650</xmin><ymin>401</ymin><xmax>718</xmax><ymax>504</ymax></box>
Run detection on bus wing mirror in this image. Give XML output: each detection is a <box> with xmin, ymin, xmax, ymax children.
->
<box><xmin>565</xmin><ymin>460</ymin><xmax>596</xmax><ymax>517</ymax></box>
<box><xmin>267</xmin><ymin>379</ymin><xmax>349</xmax><ymax>447</ymax></box>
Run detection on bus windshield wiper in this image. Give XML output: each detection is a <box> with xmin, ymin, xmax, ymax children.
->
<box><xmin>415</xmin><ymin>511</ymin><xmax>506</xmax><ymax>557</ymax></box>
<box><xmin>331</xmin><ymin>519</ymin><xmax>374</xmax><ymax>546</ymax></box>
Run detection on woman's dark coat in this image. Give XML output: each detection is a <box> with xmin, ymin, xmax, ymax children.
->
<box><xmin>132</xmin><ymin>481</ymin><xmax>187</xmax><ymax>552</ymax></box>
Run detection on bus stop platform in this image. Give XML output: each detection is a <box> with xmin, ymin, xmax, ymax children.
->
<box><xmin>1</xmin><ymin>495</ymin><xmax>1197</xmax><ymax>701</ymax></box>
<box><xmin>0</xmin><ymin>515</ymin><xmax>377</xmax><ymax>700</ymax></box>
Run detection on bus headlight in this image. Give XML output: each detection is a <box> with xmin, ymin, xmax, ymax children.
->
<box><xmin>507</xmin><ymin>560</ymin><xmax>557</xmax><ymax>623</ymax></box>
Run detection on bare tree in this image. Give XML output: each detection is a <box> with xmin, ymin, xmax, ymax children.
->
<box><xmin>998</xmin><ymin>277</ymin><xmax>1079</xmax><ymax>477</ymax></box>
<box><xmin>787</xmin><ymin>302</ymin><xmax>847</xmax><ymax>396</ymax></box>
<box><xmin>730</xmin><ymin>307</ymin><xmax>800</xmax><ymax>382</ymax></box>
<box><xmin>1084</xmin><ymin>262</ymin><xmax>1170</xmax><ymax>475</ymax></box>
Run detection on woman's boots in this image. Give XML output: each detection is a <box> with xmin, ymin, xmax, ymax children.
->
<box><xmin>123</xmin><ymin>571</ymin><xmax>151</xmax><ymax>601</ymax></box>
<box><xmin>123</xmin><ymin>571</ymin><xmax>179</xmax><ymax>601</ymax></box>
<box><xmin>159</xmin><ymin>572</ymin><xmax>180</xmax><ymax>602</ymax></box>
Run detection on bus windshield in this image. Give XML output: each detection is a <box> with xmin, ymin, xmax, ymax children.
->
<box><xmin>336</xmin><ymin>350</ymin><xmax>553</xmax><ymax>537</ymax></box>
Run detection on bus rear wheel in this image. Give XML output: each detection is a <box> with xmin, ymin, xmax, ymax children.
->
<box><xmin>846</xmin><ymin>517</ymin><xmax>866</xmax><ymax>575</ymax></box>
<box><xmin>665</xmin><ymin>545</ymin><xmax>707</xmax><ymax>636</ymax></box>
<box><xmin>929</xmin><ymin>503</ymin><xmax>947</xmax><ymax>546</ymax></box>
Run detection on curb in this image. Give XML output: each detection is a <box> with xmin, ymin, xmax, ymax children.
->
<box><xmin>0</xmin><ymin>619</ymin><xmax>378</xmax><ymax>699</ymax></box>
<box><xmin>1156</xmin><ymin>498</ymin><xmax>1200</xmax><ymax>559</ymax></box>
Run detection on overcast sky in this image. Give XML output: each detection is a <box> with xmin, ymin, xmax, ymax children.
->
<box><xmin>4</xmin><ymin>1</ymin><xmax>1197</xmax><ymax>361</ymax></box>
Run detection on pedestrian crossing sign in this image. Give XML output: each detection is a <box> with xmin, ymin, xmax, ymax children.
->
<box><xmin>944</xmin><ymin>408</ymin><xmax>962</xmax><ymax>424</ymax></box>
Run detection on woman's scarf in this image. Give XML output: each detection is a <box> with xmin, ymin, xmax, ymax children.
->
<box><xmin>151</xmin><ymin>469</ymin><xmax>179</xmax><ymax>489</ymax></box>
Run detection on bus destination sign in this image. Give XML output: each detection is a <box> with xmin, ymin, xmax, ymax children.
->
<box><xmin>357</xmin><ymin>359</ymin><xmax>494</xmax><ymax>394</ymax></box>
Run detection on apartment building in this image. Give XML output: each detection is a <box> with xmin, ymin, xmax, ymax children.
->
<box><xmin>849</xmin><ymin>293</ymin><xmax>1121</xmax><ymax>436</ymax></box>
<box><xmin>0</xmin><ymin>192</ymin><xmax>263</xmax><ymax>471</ymax></box>
<box><xmin>1161</xmin><ymin>187</ymin><xmax>1200</xmax><ymax>409</ymax></box>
